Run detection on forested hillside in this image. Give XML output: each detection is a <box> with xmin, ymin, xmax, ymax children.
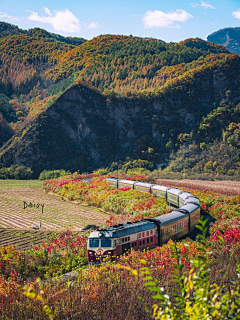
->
<box><xmin>46</xmin><ymin>35</ymin><xmax>228</xmax><ymax>93</ymax></box>
<box><xmin>0</xmin><ymin>22</ymin><xmax>240</xmax><ymax>176</ymax></box>
<box><xmin>1</xmin><ymin>51</ymin><xmax>240</xmax><ymax>177</ymax></box>
<box><xmin>166</xmin><ymin>103</ymin><xmax>240</xmax><ymax>176</ymax></box>
<box><xmin>0</xmin><ymin>21</ymin><xmax>85</xmax><ymax>44</ymax></box>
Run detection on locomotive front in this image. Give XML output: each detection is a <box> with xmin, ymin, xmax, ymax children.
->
<box><xmin>88</xmin><ymin>230</ymin><xmax>116</xmax><ymax>264</ymax></box>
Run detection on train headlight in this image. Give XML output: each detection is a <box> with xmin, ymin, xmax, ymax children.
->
<box><xmin>98</xmin><ymin>232</ymin><xmax>103</xmax><ymax>237</ymax></box>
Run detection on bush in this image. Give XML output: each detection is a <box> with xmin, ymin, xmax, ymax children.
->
<box><xmin>38</xmin><ymin>169</ymin><xmax>71</xmax><ymax>180</ymax></box>
<box><xmin>0</xmin><ymin>165</ymin><xmax>32</xmax><ymax>179</ymax></box>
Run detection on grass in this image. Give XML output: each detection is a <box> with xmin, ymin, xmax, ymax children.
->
<box><xmin>0</xmin><ymin>179</ymin><xmax>43</xmax><ymax>189</ymax></box>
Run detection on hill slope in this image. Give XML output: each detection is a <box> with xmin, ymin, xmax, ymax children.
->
<box><xmin>0</xmin><ymin>25</ymin><xmax>230</xmax><ymax>138</ymax></box>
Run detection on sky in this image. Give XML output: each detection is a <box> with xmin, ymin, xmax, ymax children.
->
<box><xmin>0</xmin><ymin>0</ymin><xmax>240</xmax><ymax>42</ymax></box>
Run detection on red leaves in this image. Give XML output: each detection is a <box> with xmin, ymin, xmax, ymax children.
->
<box><xmin>118</xmin><ymin>187</ymin><xmax>131</xmax><ymax>191</ymax></box>
<box><xmin>209</xmin><ymin>222</ymin><xmax>240</xmax><ymax>253</ymax></box>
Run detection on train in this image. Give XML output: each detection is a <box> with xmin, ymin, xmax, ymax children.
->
<box><xmin>87</xmin><ymin>178</ymin><xmax>201</xmax><ymax>264</ymax></box>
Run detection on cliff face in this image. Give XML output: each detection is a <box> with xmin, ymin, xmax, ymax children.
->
<box><xmin>207</xmin><ymin>28</ymin><xmax>240</xmax><ymax>54</ymax></box>
<box><xmin>1</xmin><ymin>54</ymin><xmax>240</xmax><ymax>177</ymax></box>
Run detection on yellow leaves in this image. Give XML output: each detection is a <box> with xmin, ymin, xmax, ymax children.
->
<box><xmin>131</xmin><ymin>269</ymin><xmax>138</xmax><ymax>276</ymax></box>
<box><xmin>185</xmin><ymin>301</ymin><xmax>193</xmax><ymax>314</ymax></box>
<box><xmin>214</xmin><ymin>302</ymin><xmax>221</xmax><ymax>310</ymax></box>
<box><xmin>23</xmin><ymin>278</ymin><xmax>55</xmax><ymax>320</ymax></box>
<box><xmin>117</xmin><ymin>264</ymin><xmax>139</xmax><ymax>276</ymax></box>
<box><xmin>212</xmin><ymin>310</ymin><xmax>219</xmax><ymax>317</ymax></box>
<box><xmin>43</xmin><ymin>305</ymin><xmax>55</xmax><ymax>320</ymax></box>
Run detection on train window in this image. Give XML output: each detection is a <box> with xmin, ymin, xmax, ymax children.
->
<box><xmin>143</xmin><ymin>240</ymin><xmax>145</xmax><ymax>245</ymax></box>
<box><xmin>125</xmin><ymin>237</ymin><xmax>128</xmax><ymax>242</ymax></box>
<box><xmin>89</xmin><ymin>239</ymin><xmax>99</xmax><ymax>247</ymax></box>
<box><xmin>147</xmin><ymin>238</ymin><xmax>149</xmax><ymax>243</ymax></box>
<box><xmin>139</xmin><ymin>233</ymin><xmax>141</xmax><ymax>238</ymax></box>
<box><xmin>135</xmin><ymin>242</ymin><xmax>137</xmax><ymax>246</ymax></box>
<box><xmin>151</xmin><ymin>237</ymin><xmax>153</xmax><ymax>242</ymax></box>
<box><xmin>101</xmin><ymin>239</ymin><xmax>112</xmax><ymax>247</ymax></box>
<box><xmin>122</xmin><ymin>238</ymin><xmax>124</xmax><ymax>243</ymax></box>
<box><xmin>147</xmin><ymin>231</ymin><xmax>149</xmax><ymax>236</ymax></box>
<box><xmin>150</xmin><ymin>230</ymin><xmax>153</xmax><ymax>235</ymax></box>
<box><xmin>128</xmin><ymin>236</ymin><xmax>130</xmax><ymax>241</ymax></box>
<box><xmin>142</xmin><ymin>232</ymin><xmax>145</xmax><ymax>237</ymax></box>
<box><xmin>132</xmin><ymin>242</ymin><xmax>134</xmax><ymax>247</ymax></box>
<box><xmin>139</xmin><ymin>241</ymin><xmax>141</xmax><ymax>245</ymax></box>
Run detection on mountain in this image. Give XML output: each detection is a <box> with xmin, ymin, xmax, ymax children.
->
<box><xmin>45</xmin><ymin>35</ymin><xmax>229</xmax><ymax>92</ymax></box>
<box><xmin>207</xmin><ymin>27</ymin><xmax>240</xmax><ymax>54</ymax></box>
<box><xmin>1</xmin><ymin>52</ymin><xmax>240</xmax><ymax>177</ymax></box>
<box><xmin>0</xmin><ymin>21</ymin><xmax>240</xmax><ymax>176</ymax></box>
<box><xmin>0</xmin><ymin>21</ymin><xmax>85</xmax><ymax>45</ymax></box>
<box><xmin>0</xmin><ymin>24</ymin><xmax>229</xmax><ymax>135</ymax></box>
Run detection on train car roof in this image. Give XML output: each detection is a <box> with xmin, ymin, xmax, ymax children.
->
<box><xmin>88</xmin><ymin>220</ymin><xmax>156</xmax><ymax>239</ymax></box>
<box><xmin>167</xmin><ymin>188</ymin><xmax>182</xmax><ymax>196</ymax></box>
<box><xmin>184</xmin><ymin>197</ymin><xmax>201</xmax><ymax>206</ymax></box>
<box><xmin>134</xmin><ymin>182</ymin><xmax>154</xmax><ymax>188</ymax></box>
<box><xmin>147</xmin><ymin>211</ymin><xmax>188</xmax><ymax>226</ymax></box>
<box><xmin>179</xmin><ymin>203</ymin><xmax>200</xmax><ymax>213</ymax></box>
<box><xmin>151</xmin><ymin>185</ymin><xmax>169</xmax><ymax>191</ymax></box>
<box><xmin>179</xmin><ymin>192</ymin><xmax>194</xmax><ymax>200</ymax></box>
<box><xmin>118</xmin><ymin>179</ymin><xmax>135</xmax><ymax>185</ymax></box>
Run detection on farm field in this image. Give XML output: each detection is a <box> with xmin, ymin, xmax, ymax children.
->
<box><xmin>0</xmin><ymin>229</ymin><xmax>54</xmax><ymax>250</ymax></box>
<box><xmin>156</xmin><ymin>178</ymin><xmax>240</xmax><ymax>196</ymax></box>
<box><xmin>0</xmin><ymin>179</ymin><xmax>110</xmax><ymax>249</ymax></box>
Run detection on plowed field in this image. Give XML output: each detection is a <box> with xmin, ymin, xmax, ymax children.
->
<box><xmin>156</xmin><ymin>179</ymin><xmax>240</xmax><ymax>196</ymax></box>
<box><xmin>0</xmin><ymin>180</ymin><xmax>110</xmax><ymax>249</ymax></box>
<box><xmin>0</xmin><ymin>229</ymin><xmax>54</xmax><ymax>250</ymax></box>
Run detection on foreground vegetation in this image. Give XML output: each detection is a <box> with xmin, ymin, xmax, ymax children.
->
<box><xmin>1</xmin><ymin>173</ymin><xmax>240</xmax><ymax>319</ymax></box>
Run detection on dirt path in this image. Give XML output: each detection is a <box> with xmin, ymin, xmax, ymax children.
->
<box><xmin>0</xmin><ymin>180</ymin><xmax>110</xmax><ymax>231</ymax></box>
<box><xmin>156</xmin><ymin>179</ymin><xmax>240</xmax><ymax>196</ymax></box>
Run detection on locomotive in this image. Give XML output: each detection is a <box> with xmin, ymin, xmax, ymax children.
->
<box><xmin>87</xmin><ymin>178</ymin><xmax>201</xmax><ymax>264</ymax></box>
